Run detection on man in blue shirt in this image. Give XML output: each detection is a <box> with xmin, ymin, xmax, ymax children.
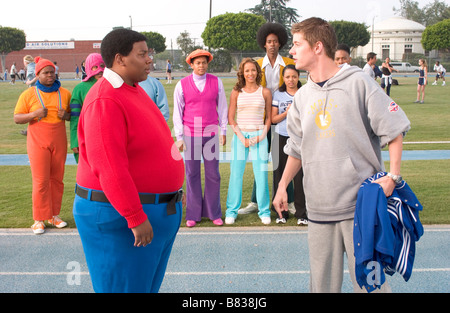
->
<box><xmin>139</xmin><ymin>75</ymin><xmax>169</xmax><ymax>122</ymax></box>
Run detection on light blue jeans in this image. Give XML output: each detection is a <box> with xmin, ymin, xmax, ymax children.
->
<box><xmin>226</xmin><ymin>131</ymin><xmax>270</xmax><ymax>218</ymax></box>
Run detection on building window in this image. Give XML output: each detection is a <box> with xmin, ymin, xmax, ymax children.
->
<box><xmin>382</xmin><ymin>45</ymin><xmax>390</xmax><ymax>59</ymax></box>
<box><xmin>405</xmin><ymin>44</ymin><xmax>413</xmax><ymax>54</ymax></box>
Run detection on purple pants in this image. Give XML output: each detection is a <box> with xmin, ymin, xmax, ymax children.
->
<box><xmin>184</xmin><ymin>135</ymin><xmax>221</xmax><ymax>221</ymax></box>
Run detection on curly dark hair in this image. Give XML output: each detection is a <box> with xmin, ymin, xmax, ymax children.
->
<box><xmin>256</xmin><ymin>22</ymin><xmax>289</xmax><ymax>50</ymax></box>
<box><xmin>233</xmin><ymin>58</ymin><xmax>262</xmax><ymax>92</ymax></box>
<box><xmin>101</xmin><ymin>28</ymin><xmax>148</xmax><ymax>68</ymax></box>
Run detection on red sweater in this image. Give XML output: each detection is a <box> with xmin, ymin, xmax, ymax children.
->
<box><xmin>76</xmin><ymin>77</ymin><xmax>185</xmax><ymax>228</ymax></box>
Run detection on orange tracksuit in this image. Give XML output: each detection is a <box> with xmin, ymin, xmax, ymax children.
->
<box><xmin>14</xmin><ymin>86</ymin><xmax>71</xmax><ymax>221</ymax></box>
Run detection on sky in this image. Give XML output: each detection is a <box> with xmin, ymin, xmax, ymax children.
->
<box><xmin>1</xmin><ymin>0</ymin><xmax>436</xmax><ymax>48</ymax></box>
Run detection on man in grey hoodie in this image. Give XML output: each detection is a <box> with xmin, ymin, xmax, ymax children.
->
<box><xmin>273</xmin><ymin>17</ymin><xmax>410</xmax><ymax>293</ymax></box>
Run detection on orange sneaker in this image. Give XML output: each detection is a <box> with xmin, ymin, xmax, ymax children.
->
<box><xmin>31</xmin><ymin>221</ymin><xmax>45</xmax><ymax>234</ymax></box>
<box><xmin>47</xmin><ymin>216</ymin><xmax>67</xmax><ymax>228</ymax></box>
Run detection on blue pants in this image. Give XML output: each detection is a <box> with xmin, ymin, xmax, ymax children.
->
<box><xmin>226</xmin><ymin>131</ymin><xmax>270</xmax><ymax>218</ymax></box>
<box><xmin>73</xmin><ymin>191</ymin><xmax>182</xmax><ymax>293</ymax></box>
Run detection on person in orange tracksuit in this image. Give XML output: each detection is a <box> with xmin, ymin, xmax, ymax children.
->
<box><xmin>14</xmin><ymin>57</ymin><xmax>71</xmax><ymax>234</ymax></box>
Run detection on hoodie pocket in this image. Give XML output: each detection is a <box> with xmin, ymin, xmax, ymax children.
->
<box><xmin>303</xmin><ymin>157</ymin><xmax>362</xmax><ymax>211</ymax></box>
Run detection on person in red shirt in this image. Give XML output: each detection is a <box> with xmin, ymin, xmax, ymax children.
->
<box><xmin>73</xmin><ymin>28</ymin><xmax>185</xmax><ymax>293</ymax></box>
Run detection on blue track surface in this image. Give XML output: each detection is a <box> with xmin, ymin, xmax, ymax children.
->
<box><xmin>0</xmin><ymin>226</ymin><xmax>449</xmax><ymax>293</ymax></box>
<box><xmin>1</xmin><ymin>150</ymin><xmax>449</xmax><ymax>165</ymax></box>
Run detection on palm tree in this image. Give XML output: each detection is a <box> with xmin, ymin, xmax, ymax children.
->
<box><xmin>247</xmin><ymin>0</ymin><xmax>300</xmax><ymax>27</ymax></box>
<box><xmin>247</xmin><ymin>0</ymin><xmax>300</xmax><ymax>49</ymax></box>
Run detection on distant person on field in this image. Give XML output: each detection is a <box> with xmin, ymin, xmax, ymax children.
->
<box><xmin>54</xmin><ymin>62</ymin><xmax>59</xmax><ymax>80</ymax></box>
<box><xmin>166</xmin><ymin>59</ymin><xmax>172</xmax><ymax>84</ymax></box>
<box><xmin>9</xmin><ymin>62</ymin><xmax>17</xmax><ymax>84</ymax></box>
<box><xmin>20</xmin><ymin>55</ymin><xmax>38</xmax><ymax>136</ymax></box>
<box><xmin>415</xmin><ymin>59</ymin><xmax>428</xmax><ymax>103</ymax></box>
<box><xmin>81</xmin><ymin>60</ymin><xmax>87</xmax><ymax>80</ymax></box>
<box><xmin>381</xmin><ymin>57</ymin><xmax>398</xmax><ymax>96</ymax></box>
<box><xmin>432</xmin><ymin>61</ymin><xmax>446</xmax><ymax>86</ymax></box>
<box><xmin>363</xmin><ymin>52</ymin><xmax>377</xmax><ymax>79</ymax></box>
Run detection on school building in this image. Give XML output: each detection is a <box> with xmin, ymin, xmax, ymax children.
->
<box><xmin>355</xmin><ymin>16</ymin><xmax>426</xmax><ymax>62</ymax></box>
<box><xmin>5</xmin><ymin>40</ymin><xmax>102</xmax><ymax>78</ymax></box>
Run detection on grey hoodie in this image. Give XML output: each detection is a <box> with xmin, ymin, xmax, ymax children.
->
<box><xmin>284</xmin><ymin>64</ymin><xmax>411</xmax><ymax>222</ymax></box>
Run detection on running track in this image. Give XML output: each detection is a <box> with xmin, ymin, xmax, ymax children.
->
<box><xmin>0</xmin><ymin>226</ymin><xmax>449</xmax><ymax>293</ymax></box>
<box><xmin>1</xmin><ymin>149</ymin><xmax>448</xmax><ymax>293</ymax></box>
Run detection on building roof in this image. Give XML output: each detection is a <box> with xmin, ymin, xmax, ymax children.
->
<box><xmin>372</xmin><ymin>16</ymin><xmax>426</xmax><ymax>33</ymax></box>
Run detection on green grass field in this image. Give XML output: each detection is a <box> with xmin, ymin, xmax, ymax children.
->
<box><xmin>0</xmin><ymin>74</ymin><xmax>449</xmax><ymax>227</ymax></box>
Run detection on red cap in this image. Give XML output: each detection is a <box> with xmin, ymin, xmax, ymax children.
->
<box><xmin>34</xmin><ymin>56</ymin><xmax>55</xmax><ymax>75</ymax></box>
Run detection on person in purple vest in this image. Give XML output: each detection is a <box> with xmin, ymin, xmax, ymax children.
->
<box><xmin>173</xmin><ymin>49</ymin><xmax>228</xmax><ymax>227</ymax></box>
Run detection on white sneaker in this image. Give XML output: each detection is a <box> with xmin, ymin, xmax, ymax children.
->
<box><xmin>238</xmin><ymin>202</ymin><xmax>258</xmax><ymax>214</ymax></box>
<box><xmin>261</xmin><ymin>217</ymin><xmax>271</xmax><ymax>225</ymax></box>
<box><xmin>276</xmin><ymin>217</ymin><xmax>286</xmax><ymax>224</ymax></box>
<box><xmin>225</xmin><ymin>217</ymin><xmax>235</xmax><ymax>225</ymax></box>
<box><xmin>443</xmin><ymin>82</ymin><xmax>446</xmax><ymax>86</ymax></box>
<box><xmin>432</xmin><ymin>81</ymin><xmax>437</xmax><ymax>85</ymax></box>
<box><xmin>297</xmin><ymin>218</ymin><xmax>308</xmax><ymax>226</ymax></box>
<box><xmin>31</xmin><ymin>221</ymin><xmax>45</xmax><ymax>234</ymax></box>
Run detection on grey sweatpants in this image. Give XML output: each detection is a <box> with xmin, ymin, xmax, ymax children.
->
<box><xmin>308</xmin><ymin>219</ymin><xmax>391</xmax><ymax>293</ymax></box>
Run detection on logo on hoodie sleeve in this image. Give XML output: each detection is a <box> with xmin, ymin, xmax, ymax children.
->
<box><xmin>388</xmin><ymin>101</ymin><xmax>399</xmax><ymax>112</ymax></box>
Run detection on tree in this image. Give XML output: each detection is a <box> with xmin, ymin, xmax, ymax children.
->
<box><xmin>422</xmin><ymin>0</ymin><xmax>450</xmax><ymax>26</ymax></box>
<box><xmin>208</xmin><ymin>49</ymin><xmax>233</xmax><ymax>73</ymax></box>
<box><xmin>329</xmin><ymin>21</ymin><xmax>370</xmax><ymax>52</ymax></box>
<box><xmin>393</xmin><ymin>0</ymin><xmax>450</xmax><ymax>26</ymax></box>
<box><xmin>247</xmin><ymin>0</ymin><xmax>300</xmax><ymax>49</ymax></box>
<box><xmin>176</xmin><ymin>30</ymin><xmax>202</xmax><ymax>71</ymax></box>
<box><xmin>0</xmin><ymin>26</ymin><xmax>26</xmax><ymax>73</ymax></box>
<box><xmin>247</xmin><ymin>0</ymin><xmax>299</xmax><ymax>30</ymax></box>
<box><xmin>393</xmin><ymin>0</ymin><xmax>426</xmax><ymax>25</ymax></box>
<box><xmin>202</xmin><ymin>12</ymin><xmax>266</xmax><ymax>67</ymax></box>
<box><xmin>421</xmin><ymin>19</ymin><xmax>450</xmax><ymax>52</ymax></box>
<box><xmin>140</xmin><ymin>31</ymin><xmax>166</xmax><ymax>54</ymax></box>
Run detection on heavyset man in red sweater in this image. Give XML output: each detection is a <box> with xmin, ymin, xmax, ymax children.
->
<box><xmin>73</xmin><ymin>28</ymin><xmax>185</xmax><ymax>293</ymax></box>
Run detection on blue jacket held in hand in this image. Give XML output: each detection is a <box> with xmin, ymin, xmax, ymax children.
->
<box><xmin>353</xmin><ymin>172</ymin><xmax>423</xmax><ymax>292</ymax></box>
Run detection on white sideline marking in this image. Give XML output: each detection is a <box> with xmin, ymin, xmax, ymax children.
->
<box><xmin>1</xmin><ymin>228</ymin><xmax>448</xmax><ymax>236</ymax></box>
<box><xmin>1</xmin><ymin>268</ymin><xmax>449</xmax><ymax>277</ymax></box>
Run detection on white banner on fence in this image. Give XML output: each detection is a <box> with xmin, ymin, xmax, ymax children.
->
<box><xmin>24</xmin><ymin>42</ymin><xmax>75</xmax><ymax>50</ymax></box>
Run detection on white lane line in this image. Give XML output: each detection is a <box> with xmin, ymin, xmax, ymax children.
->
<box><xmin>0</xmin><ymin>230</ymin><xmax>308</xmax><ymax>236</ymax></box>
<box><xmin>1</xmin><ymin>268</ymin><xmax>449</xmax><ymax>276</ymax></box>
<box><xmin>1</xmin><ymin>228</ymin><xmax>448</xmax><ymax>236</ymax></box>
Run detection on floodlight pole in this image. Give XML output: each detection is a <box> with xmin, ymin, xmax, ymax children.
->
<box><xmin>210</xmin><ymin>0</ymin><xmax>212</xmax><ymax>19</ymax></box>
<box><xmin>372</xmin><ymin>15</ymin><xmax>377</xmax><ymax>52</ymax></box>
